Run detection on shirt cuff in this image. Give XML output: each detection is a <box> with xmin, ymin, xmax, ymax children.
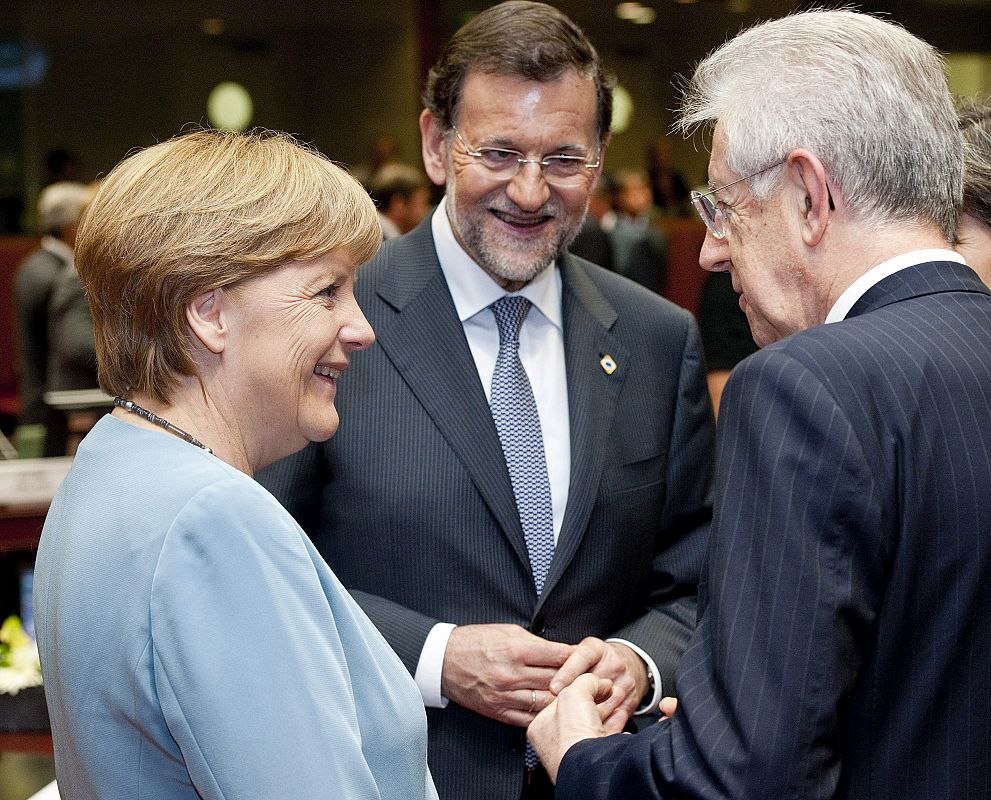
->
<box><xmin>605</xmin><ymin>637</ymin><xmax>662</xmax><ymax>715</ymax></box>
<box><xmin>414</xmin><ymin>622</ymin><xmax>456</xmax><ymax>708</ymax></box>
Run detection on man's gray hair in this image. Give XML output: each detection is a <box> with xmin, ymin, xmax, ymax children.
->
<box><xmin>676</xmin><ymin>9</ymin><xmax>963</xmax><ymax>240</ymax></box>
<box><xmin>37</xmin><ymin>181</ymin><xmax>91</xmax><ymax>236</ymax></box>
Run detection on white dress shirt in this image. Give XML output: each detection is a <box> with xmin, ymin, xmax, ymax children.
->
<box><xmin>414</xmin><ymin>200</ymin><xmax>661</xmax><ymax>714</ymax></box>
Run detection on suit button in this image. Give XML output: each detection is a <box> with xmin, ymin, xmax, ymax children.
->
<box><xmin>530</xmin><ymin>615</ymin><xmax>545</xmax><ymax>635</ymax></box>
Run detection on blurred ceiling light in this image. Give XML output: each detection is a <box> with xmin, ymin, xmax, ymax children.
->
<box><xmin>201</xmin><ymin>18</ymin><xmax>225</xmax><ymax>36</ymax></box>
<box><xmin>615</xmin><ymin>3</ymin><xmax>656</xmax><ymax>23</ymax></box>
<box><xmin>207</xmin><ymin>81</ymin><xmax>253</xmax><ymax>132</ymax></box>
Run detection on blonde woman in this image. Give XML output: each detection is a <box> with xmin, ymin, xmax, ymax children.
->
<box><xmin>34</xmin><ymin>130</ymin><xmax>437</xmax><ymax>800</ymax></box>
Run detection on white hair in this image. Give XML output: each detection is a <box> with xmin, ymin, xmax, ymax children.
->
<box><xmin>676</xmin><ymin>9</ymin><xmax>963</xmax><ymax>239</ymax></box>
<box><xmin>37</xmin><ymin>181</ymin><xmax>91</xmax><ymax>236</ymax></box>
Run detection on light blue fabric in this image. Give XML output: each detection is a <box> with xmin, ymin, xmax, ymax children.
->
<box><xmin>34</xmin><ymin>414</ymin><xmax>437</xmax><ymax>800</ymax></box>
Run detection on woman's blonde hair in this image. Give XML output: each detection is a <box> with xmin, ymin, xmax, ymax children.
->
<box><xmin>75</xmin><ymin>129</ymin><xmax>381</xmax><ymax>404</ymax></box>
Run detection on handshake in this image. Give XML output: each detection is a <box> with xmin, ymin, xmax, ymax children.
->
<box><xmin>440</xmin><ymin>623</ymin><xmax>676</xmax><ymax>781</ymax></box>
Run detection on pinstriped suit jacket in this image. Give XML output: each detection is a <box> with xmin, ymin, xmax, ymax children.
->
<box><xmin>258</xmin><ymin>215</ymin><xmax>715</xmax><ymax>800</ymax></box>
<box><xmin>557</xmin><ymin>261</ymin><xmax>991</xmax><ymax>799</ymax></box>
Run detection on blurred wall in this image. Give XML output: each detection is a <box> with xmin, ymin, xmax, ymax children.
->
<box><xmin>3</xmin><ymin>0</ymin><xmax>990</xmax><ymax>230</ymax></box>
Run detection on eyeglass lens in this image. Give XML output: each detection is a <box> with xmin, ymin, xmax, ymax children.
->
<box><xmin>690</xmin><ymin>191</ymin><xmax>723</xmax><ymax>238</ymax></box>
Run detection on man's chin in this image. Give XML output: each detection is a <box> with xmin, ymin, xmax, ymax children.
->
<box><xmin>479</xmin><ymin>241</ymin><xmax>562</xmax><ymax>285</ymax></box>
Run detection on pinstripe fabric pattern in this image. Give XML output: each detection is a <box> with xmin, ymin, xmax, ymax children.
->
<box><xmin>258</xmin><ymin>216</ymin><xmax>715</xmax><ymax>800</ymax></box>
<box><xmin>557</xmin><ymin>261</ymin><xmax>991</xmax><ymax>799</ymax></box>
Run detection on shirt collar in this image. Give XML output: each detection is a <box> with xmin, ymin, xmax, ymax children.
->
<box><xmin>431</xmin><ymin>196</ymin><xmax>563</xmax><ymax>328</ymax></box>
<box><xmin>825</xmin><ymin>248</ymin><xmax>965</xmax><ymax>323</ymax></box>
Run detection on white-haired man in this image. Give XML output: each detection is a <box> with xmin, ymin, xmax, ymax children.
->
<box><xmin>529</xmin><ymin>10</ymin><xmax>991</xmax><ymax>800</ymax></box>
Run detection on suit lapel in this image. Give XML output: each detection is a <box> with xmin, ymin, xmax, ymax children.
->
<box><xmin>539</xmin><ymin>256</ymin><xmax>628</xmax><ymax>603</ymax></box>
<box><xmin>847</xmin><ymin>260</ymin><xmax>991</xmax><ymax>318</ymax></box>
<box><xmin>370</xmin><ymin>222</ymin><xmax>532</xmax><ymax>568</ymax></box>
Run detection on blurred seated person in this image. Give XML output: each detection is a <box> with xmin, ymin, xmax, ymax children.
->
<box><xmin>13</xmin><ymin>181</ymin><xmax>90</xmax><ymax>455</ymax></box>
<box><xmin>697</xmin><ymin>271</ymin><xmax>758</xmax><ymax>417</ymax></box>
<box><xmin>958</xmin><ymin>96</ymin><xmax>991</xmax><ymax>288</ymax></box>
<box><xmin>34</xmin><ymin>129</ymin><xmax>438</xmax><ymax>800</ymax></box>
<box><xmin>645</xmin><ymin>134</ymin><xmax>690</xmax><ymax>215</ymax></box>
<box><xmin>605</xmin><ymin>169</ymin><xmax>668</xmax><ymax>294</ymax></box>
<box><xmin>368</xmin><ymin>163</ymin><xmax>432</xmax><ymax>239</ymax></box>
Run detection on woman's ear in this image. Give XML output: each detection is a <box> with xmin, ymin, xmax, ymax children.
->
<box><xmin>420</xmin><ymin>109</ymin><xmax>449</xmax><ymax>187</ymax></box>
<box><xmin>185</xmin><ymin>288</ymin><xmax>228</xmax><ymax>354</ymax></box>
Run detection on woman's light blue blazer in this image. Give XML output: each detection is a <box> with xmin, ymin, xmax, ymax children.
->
<box><xmin>35</xmin><ymin>415</ymin><xmax>437</xmax><ymax>800</ymax></box>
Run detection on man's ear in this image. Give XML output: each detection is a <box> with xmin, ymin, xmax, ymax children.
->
<box><xmin>787</xmin><ymin>149</ymin><xmax>832</xmax><ymax>247</ymax></box>
<box><xmin>185</xmin><ymin>288</ymin><xmax>228</xmax><ymax>355</ymax></box>
<box><xmin>420</xmin><ymin>109</ymin><xmax>448</xmax><ymax>187</ymax></box>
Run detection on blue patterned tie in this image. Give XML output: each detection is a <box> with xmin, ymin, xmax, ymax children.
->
<box><xmin>490</xmin><ymin>296</ymin><xmax>555</xmax><ymax>597</ymax></box>
<box><xmin>490</xmin><ymin>296</ymin><xmax>554</xmax><ymax>771</ymax></box>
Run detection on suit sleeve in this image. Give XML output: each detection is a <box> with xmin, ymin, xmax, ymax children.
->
<box><xmin>558</xmin><ymin>348</ymin><xmax>885</xmax><ymax>799</ymax></box>
<box><xmin>610</xmin><ymin>315</ymin><xmax>714</xmax><ymax>693</ymax></box>
<box><xmin>150</xmin><ymin>479</ymin><xmax>384</xmax><ymax>799</ymax></box>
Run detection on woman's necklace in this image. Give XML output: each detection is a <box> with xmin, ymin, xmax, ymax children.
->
<box><xmin>113</xmin><ymin>397</ymin><xmax>213</xmax><ymax>454</ymax></box>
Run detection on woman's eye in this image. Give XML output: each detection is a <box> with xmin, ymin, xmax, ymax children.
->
<box><xmin>319</xmin><ymin>285</ymin><xmax>338</xmax><ymax>300</ymax></box>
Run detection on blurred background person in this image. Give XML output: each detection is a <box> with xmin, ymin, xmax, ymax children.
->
<box><xmin>12</xmin><ymin>180</ymin><xmax>90</xmax><ymax>457</ymax></box>
<box><xmin>350</xmin><ymin>132</ymin><xmax>401</xmax><ymax>187</ymax></box>
<box><xmin>33</xmin><ymin>129</ymin><xmax>437</xmax><ymax>800</ymax></box>
<box><xmin>957</xmin><ymin>96</ymin><xmax>991</xmax><ymax>287</ymax></box>
<box><xmin>368</xmin><ymin>162</ymin><xmax>432</xmax><ymax>239</ymax></box>
<box><xmin>568</xmin><ymin>179</ymin><xmax>615</xmax><ymax>271</ymax></box>
<box><xmin>43</xmin><ymin>219</ymin><xmax>101</xmax><ymax>456</ymax></box>
<box><xmin>645</xmin><ymin>134</ymin><xmax>689</xmax><ymax>215</ymax></box>
<box><xmin>604</xmin><ymin>169</ymin><xmax>668</xmax><ymax>294</ymax></box>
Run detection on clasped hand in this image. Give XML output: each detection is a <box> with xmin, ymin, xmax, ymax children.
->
<box><xmin>440</xmin><ymin>624</ymin><xmax>649</xmax><ymax>729</ymax></box>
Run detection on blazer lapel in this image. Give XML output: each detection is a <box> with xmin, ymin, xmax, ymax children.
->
<box><xmin>539</xmin><ymin>256</ymin><xmax>628</xmax><ymax>602</ymax></box>
<box><xmin>370</xmin><ymin>222</ymin><xmax>531</xmax><ymax>568</ymax></box>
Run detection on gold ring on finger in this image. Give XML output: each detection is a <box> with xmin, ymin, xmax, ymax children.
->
<box><xmin>529</xmin><ymin>689</ymin><xmax>537</xmax><ymax>713</ymax></box>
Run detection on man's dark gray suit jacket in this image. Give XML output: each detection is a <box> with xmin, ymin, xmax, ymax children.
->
<box><xmin>557</xmin><ymin>261</ymin><xmax>991</xmax><ymax>800</ymax></box>
<box><xmin>259</xmin><ymin>215</ymin><xmax>714</xmax><ymax>800</ymax></box>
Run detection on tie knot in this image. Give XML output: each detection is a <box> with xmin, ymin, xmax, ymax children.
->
<box><xmin>491</xmin><ymin>296</ymin><xmax>531</xmax><ymax>346</ymax></box>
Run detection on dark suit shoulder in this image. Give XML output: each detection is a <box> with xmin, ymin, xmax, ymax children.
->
<box><xmin>760</xmin><ymin>282</ymin><xmax>991</xmax><ymax>380</ymax></box>
<box><xmin>563</xmin><ymin>252</ymin><xmax>695</xmax><ymax>335</ymax></box>
<box><xmin>354</xmin><ymin>219</ymin><xmax>439</xmax><ymax>307</ymax></box>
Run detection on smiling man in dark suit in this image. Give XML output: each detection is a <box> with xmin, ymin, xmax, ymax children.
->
<box><xmin>258</xmin><ymin>3</ymin><xmax>714</xmax><ymax>799</ymax></box>
<box><xmin>528</xmin><ymin>9</ymin><xmax>991</xmax><ymax>800</ymax></box>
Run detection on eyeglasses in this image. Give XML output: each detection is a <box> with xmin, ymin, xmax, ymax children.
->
<box><xmin>690</xmin><ymin>160</ymin><xmax>786</xmax><ymax>239</ymax></box>
<box><xmin>452</xmin><ymin>126</ymin><xmax>601</xmax><ymax>187</ymax></box>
